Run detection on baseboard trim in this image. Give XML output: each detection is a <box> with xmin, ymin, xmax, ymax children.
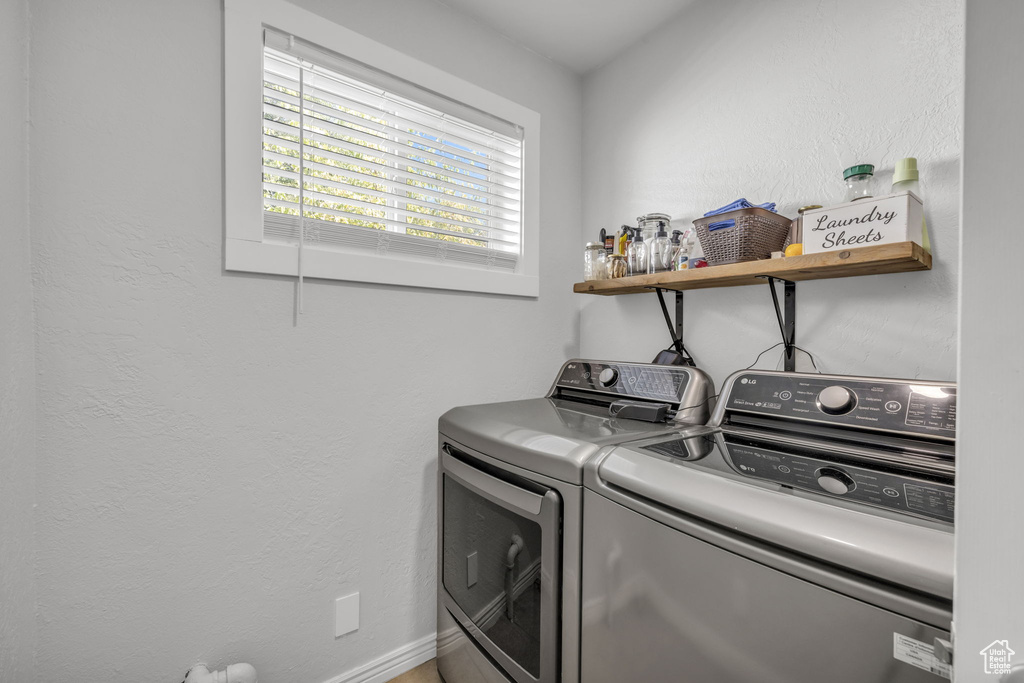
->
<box><xmin>321</xmin><ymin>633</ymin><xmax>437</xmax><ymax>683</ymax></box>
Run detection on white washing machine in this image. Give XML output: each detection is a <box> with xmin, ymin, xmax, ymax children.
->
<box><xmin>436</xmin><ymin>359</ymin><xmax>714</xmax><ymax>683</ymax></box>
<box><xmin>581</xmin><ymin>370</ymin><xmax>956</xmax><ymax>683</ymax></box>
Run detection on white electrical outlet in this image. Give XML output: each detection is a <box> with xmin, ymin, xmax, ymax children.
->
<box><xmin>335</xmin><ymin>592</ymin><xmax>359</xmax><ymax>638</ymax></box>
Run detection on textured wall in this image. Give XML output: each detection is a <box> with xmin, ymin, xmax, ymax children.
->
<box><xmin>955</xmin><ymin>2</ymin><xmax>1024</xmax><ymax>679</ymax></box>
<box><xmin>29</xmin><ymin>1</ymin><xmax>581</xmax><ymax>681</ymax></box>
<box><xmin>0</xmin><ymin>0</ymin><xmax>38</xmax><ymax>679</ymax></box>
<box><xmin>579</xmin><ymin>0</ymin><xmax>964</xmax><ymax>388</ymax></box>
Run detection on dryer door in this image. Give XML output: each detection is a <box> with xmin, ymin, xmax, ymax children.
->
<box><xmin>439</xmin><ymin>445</ymin><xmax>562</xmax><ymax>683</ymax></box>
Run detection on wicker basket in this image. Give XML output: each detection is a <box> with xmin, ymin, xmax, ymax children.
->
<box><xmin>693</xmin><ymin>207</ymin><xmax>792</xmax><ymax>265</ymax></box>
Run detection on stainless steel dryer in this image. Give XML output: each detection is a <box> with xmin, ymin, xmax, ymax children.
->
<box><xmin>437</xmin><ymin>359</ymin><xmax>714</xmax><ymax>683</ymax></box>
<box><xmin>581</xmin><ymin>370</ymin><xmax>956</xmax><ymax>683</ymax></box>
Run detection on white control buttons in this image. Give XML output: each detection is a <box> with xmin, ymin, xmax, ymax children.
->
<box><xmin>817</xmin><ymin>385</ymin><xmax>857</xmax><ymax>415</ymax></box>
<box><xmin>885</xmin><ymin>401</ymin><xmax>902</xmax><ymax>413</ymax></box>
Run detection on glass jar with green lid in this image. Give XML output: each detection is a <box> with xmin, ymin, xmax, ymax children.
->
<box><xmin>844</xmin><ymin>164</ymin><xmax>875</xmax><ymax>202</ymax></box>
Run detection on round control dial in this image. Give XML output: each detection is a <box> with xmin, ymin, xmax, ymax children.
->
<box><xmin>815</xmin><ymin>467</ymin><xmax>856</xmax><ymax>495</ymax></box>
<box><xmin>817</xmin><ymin>385</ymin><xmax>857</xmax><ymax>415</ymax></box>
<box><xmin>598</xmin><ymin>368</ymin><xmax>619</xmax><ymax>387</ymax></box>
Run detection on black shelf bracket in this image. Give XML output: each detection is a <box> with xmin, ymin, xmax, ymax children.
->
<box><xmin>675</xmin><ymin>290</ymin><xmax>684</xmax><ymax>344</ymax></box>
<box><xmin>650</xmin><ymin>288</ymin><xmax>694</xmax><ymax>366</ymax></box>
<box><xmin>647</xmin><ymin>280</ymin><xmax>796</xmax><ymax>371</ymax></box>
<box><xmin>758</xmin><ymin>277</ymin><xmax>797</xmax><ymax>372</ymax></box>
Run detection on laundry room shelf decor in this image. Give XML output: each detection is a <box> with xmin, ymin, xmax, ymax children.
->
<box><xmin>572</xmin><ymin>242</ymin><xmax>930</xmax><ymax>295</ymax></box>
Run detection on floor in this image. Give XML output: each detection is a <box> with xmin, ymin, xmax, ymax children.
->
<box><xmin>386</xmin><ymin>659</ymin><xmax>442</xmax><ymax>683</ymax></box>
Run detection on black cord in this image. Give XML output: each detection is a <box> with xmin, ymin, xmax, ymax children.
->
<box><xmin>745</xmin><ymin>342</ymin><xmax>785</xmax><ymax>369</ymax></box>
<box><xmin>793</xmin><ymin>345</ymin><xmax>821</xmax><ymax>372</ymax></box>
<box><xmin>668</xmin><ymin>392</ymin><xmax>719</xmax><ymax>417</ymax></box>
<box><xmin>745</xmin><ymin>342</ymin><xmax>821</xmax><ymax>372</ymax></box>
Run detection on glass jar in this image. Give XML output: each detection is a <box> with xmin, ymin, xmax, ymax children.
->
<box><xmin>584</xmin><ymin>242</ymin><xmax>608</xmax><ymax>281</ymax></box>
<box><xmin>608</xmin><ymin>254</ymin><xmax>627</xmax><ymax>279</ymax></box>
<box><xmin>843</xmin><ymin>164</ymin><xmax>875</xmax><ymax>202</ymax></box>
<box><xmin>789</xmin><ymin>204</ymin><xmax>822</xmax><ymax>244</ymax></box>
<box><xmin>637</xmin><ymin>213</ymin><xmax>672</xmax><ymax>244</ymax></box>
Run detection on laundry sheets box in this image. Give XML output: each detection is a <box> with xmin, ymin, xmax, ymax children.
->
<box><xmin>802</xmin><ymin>192</ymin><xmax>923</xmax><ymax>254</ymax></box>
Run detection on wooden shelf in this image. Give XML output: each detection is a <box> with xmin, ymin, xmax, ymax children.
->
<box><xmin>573</xmin><ymin>242</ymin><xmax>931</xmax><ymax>296</ymax></box>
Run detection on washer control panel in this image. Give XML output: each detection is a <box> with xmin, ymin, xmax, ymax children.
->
<box><xmin>724</xmin><ymin>441</ymin><xmax>955</xmax><ymax>522</ymax></box>
<box><xmin>555</xmin><ymin>361</ymin><xmax>692</xmax><ymax>403</ymax></box>
<box><xmin>725</xmin><ymin>372</ymin><xmax>956</xmax><ymax>439</ymax></box>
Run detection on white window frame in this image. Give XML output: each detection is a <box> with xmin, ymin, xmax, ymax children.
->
<box><xmin>224</xmin><ymin>0</ymin><xmax>541</xmax><ymax>297</ymax></box>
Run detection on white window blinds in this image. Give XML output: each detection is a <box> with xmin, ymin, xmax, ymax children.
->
<box><xmin>261</xmin><ymin>28</ymin><xmax>525</xmax><ymax>272</ymax></box>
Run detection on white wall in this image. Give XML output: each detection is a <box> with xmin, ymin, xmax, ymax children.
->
<box><xmin>0</xmin><ymin>0</ymin><xmax>38</xmax><ymax>679</ymax></box>
<box><xmin>28</xmin><ymin>1</ymin><xmax>581</xmax><ymax>681</ymax></box>
<box><xmin>955</xmin><ymin>2</ymin><xmax>1024</xmax><ymax>679</ymax></box>
<box><xmin>579</xmin><ymin>0</ymin><xmax>964</xmax><ymax>389</ymax></box>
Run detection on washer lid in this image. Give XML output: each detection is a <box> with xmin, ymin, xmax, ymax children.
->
<box><xmin>439</xmin><ymin>397</ymin><xmax>679</xmax><ymax>484</ymax></box>
<box><xmin>588</xmin><ymin>437</ymin><xmax>954</xmax><ymax>600</ymax></box>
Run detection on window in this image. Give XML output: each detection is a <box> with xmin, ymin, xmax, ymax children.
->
<box><xmin>224</xmin><ymin>0</ymin><xmax>540</xmax><ymax>297</ymax></box>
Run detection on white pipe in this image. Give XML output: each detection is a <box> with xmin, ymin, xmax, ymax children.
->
<box><xmin>504</xmin><ymin>534</ymin><xmax>524</xmax><ymax>621</ymax></box>
<box><xmin>506</xmin><ymin>534</ymin><xmax>524</xmax><ymax>570</ymax></box>
<box><xmin>184</xmin><ymin>663</ymin><xmax>258</xmax><ymax>683</ymax></box>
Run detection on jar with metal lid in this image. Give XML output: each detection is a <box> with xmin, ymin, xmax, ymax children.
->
<box><xmin>607</xmin><ymin>254</ymin><xmax>627</xmax><ymax>279</ymax></box>
<box><xmin>637</xmin><ymin>213</ymin><xmax>672</xmax><ymax>244</ymax></box>
<box><xmin>789</xmin><ymin>204</ymin><xmax>823</xmax><ymax>245</ymax></box>
<box><xmin>584</xmin><ymin>242</ymin><xmax>609</xmax><ymax>281</ymax></box>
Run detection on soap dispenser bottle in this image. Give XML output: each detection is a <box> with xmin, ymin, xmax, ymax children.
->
<box><xmin>650</xmin><ymin>221</ymin><xmax>673</xmax><ymax>273</ymax></box>
<box><xmin>670</xmin><ymin>230</ymin><xmax>684</xmax><ymax>270</ymax></box>
<box><xmin>626</xmin><ymin>228</ymin><xmax>649</xmax><ymax>276</ymax></box>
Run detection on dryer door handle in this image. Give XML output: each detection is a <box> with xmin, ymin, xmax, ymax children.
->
<box><xmin>441</xmin><ymin>449</ymin><xmax>545</xmax><ymax>517</ymax></box>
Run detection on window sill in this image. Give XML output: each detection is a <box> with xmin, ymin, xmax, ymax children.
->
<box><xmin>225</xmin><ymin>238</ymin><xmax>540</xmax><ymax>297</ymax></box>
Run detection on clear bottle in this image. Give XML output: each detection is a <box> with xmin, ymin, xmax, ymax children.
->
<box><xmin>674</xmin><ymin>230</ymin><xmax>692</xmax><ymax>270</ymax></box>
<box><xmin>844</xmin><ymin>164</ymin><xmax>875</xmax><ymax>202</ymax></box>
<box><xmin>891</xmin><ymin>157</ymin><xmax>930</xmax><ymax>252</ymax></box>
<box><xmin>669</xmin><ymin>230</ymin><xmax>684</xmax><ymax>269</ymax></box>
<box><xmin>649</xmin><ymin>221</ymin><xmax>674</xmax><ymax>273</ymax></box>
<box><xmin>688</xmin><ymin>232</ymin><xmax>707</xmax><ymax>269</ymax></box>
<box><xmin>626</xmin><ymin>229</ymin><xmax>649</xmax><ymax>275</ymax></box>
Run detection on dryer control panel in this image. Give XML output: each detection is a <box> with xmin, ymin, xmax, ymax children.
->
<box><xmin>554</xmin><ymin>360</ymin><xmax>694</xmax><ymax>403</ymax></box>
<box><xmin>721</xmin><ymin>372</ymin><xmax>956</xmax><ymax>440</ymax></box>
<box><xmin>551</xmin><ymin>360</ymin><xmax>715</xmax><ymax>426</ymax></box>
